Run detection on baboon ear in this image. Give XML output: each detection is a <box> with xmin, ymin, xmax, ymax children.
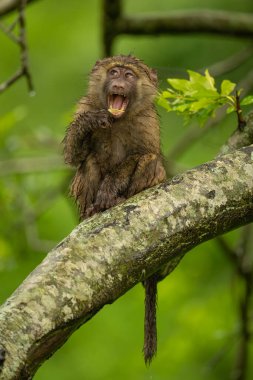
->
<box><xmin>91</xmin><ymin>59</ymin><xmax>104</xmax><ymax>73</ymax></box>
<box><xmin>149</xmin><ymin>68</ymin><xmax>158</xmax><ymax>86</ymax></box>
<box><xmin>93</xmin><ymin>60</ymin><xmax>102</xmax><ymax>69</ymax></box>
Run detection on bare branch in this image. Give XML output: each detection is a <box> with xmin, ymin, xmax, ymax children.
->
<box><xmin>18</xmin><ymin>0</ymin><xmax>34</xmax><ymax>93</ymax></box>
<box><xmin>103</xmin><ymin>3</ymin><xmax>253</xmax><ymax>55</ymax></box>
<box><xmin>118</xmin><ymin>10</ymin><xmax>253</xmax><ymax>38</ymax></box>
<box><xmin>0</xmin><ymin>0</ymin><xmax>34</xmax><ymax>94</ymax></box>
<box><xmin>219</xmin><ymin>112</ymin><xmax>253</xmax><ymax>155</ymax></box>
<box><xmin>0</xmin><ymin>68</ymin><xmax>23</xmax><ymax>92</ymax></box>
<box><xmin>218</xmin><ymin>225</ymin><xmax>253</xmax><ymax>380</ymax></box>
<box><xmin>0</xmin><ymin>21</ymin><xmax>19</xmax><ymax>42</ymax></box>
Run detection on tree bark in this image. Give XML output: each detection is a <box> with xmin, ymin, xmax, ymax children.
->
<box><xmin>0</xmin><ymin>144</ymin><xmax>253</xmax><ymax>379</ymax></box>
<box><xmin>118</xmin><ymin>10</ymin><xmax>253</xmax><ymax>38</ymax></box>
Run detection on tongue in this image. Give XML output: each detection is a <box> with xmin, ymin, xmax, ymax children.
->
<box><xmin>112</xmin><ymin>95</ymin><xmax>124</xmax><ymax>110</ymax></box>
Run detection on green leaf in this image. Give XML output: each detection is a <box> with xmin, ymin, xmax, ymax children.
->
<box><xmin>240</xmin><ymin>95</ymin><xmax>253</xmax><ymax>106</ymax></box>
<box><xmin>204</xmin><ymin>70</ymin><xmax>216</xmax><ymax>90</ymax></box>
<box><xmin>162</xmin><ymin>90</ymin><xmax>177</xmax><ymax>99</ymax></box>
<box><xmin>167</xmin><ymin>78</ymin><xmax>191</xmax><ymax>92</ymax></box>
<box><xmin>188</xmin><ymin>70</ymin><xmax>206</xmax><ymax>83</ymax></box>
<box><xmin>189</xmin><ymin>98</ymin><xmax>215</xmax><ymax>112</ymax></box>
<box><xmin>226</xmin><ymin>106</ymin><xmax>235</xmax><ymax>114</ymax></box>
<box><xmin>188</xmin><ymin>69</ymin><xmax>216</xmax><ymax>91</ymax></box>
<box><xmin>157</xmin><ymin>68</ymin><xmax>245</xmax><ymax>127</ymax></box>
<box><xmin>157</xmin><ymin>96</ymin><xmax>172</xmax><ymax>111</ymax></box>
<box><xmin>221</xmin><ymin>80</ymin><xmax>236</xmax><ymax>96</ymax></box>
<box><xmin>173</xmin><ymin>103</ymin><xmax>191</xmax><ymax>113</ymax></box>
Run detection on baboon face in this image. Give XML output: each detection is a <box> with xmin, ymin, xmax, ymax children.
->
<box><xmin>104</xmin><ymin>65</ymin><xmax>138</xmax><ymax>119</ymax></box>
<box><xmin>88</xmin><ymin>55</ymin><xmax>158</xmax><ymax>118</ymax></box>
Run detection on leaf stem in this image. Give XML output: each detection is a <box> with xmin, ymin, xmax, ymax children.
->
<box><xmin>236</xmin><ymin>91</ymin><xmax>246</xmax><ymax>131</ymax></box>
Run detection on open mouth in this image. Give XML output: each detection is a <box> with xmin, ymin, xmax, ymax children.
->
<box><xmin>108</xmin><ymin>94</ymin><xmax>129</xmax><ymax>118</ymax></box>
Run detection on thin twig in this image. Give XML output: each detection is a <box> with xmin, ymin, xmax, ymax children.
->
<box><xmin>216</xmin><ymin>236</ymin><xmax>242</xmax><ymax>273</ymax></box>
<box><xmin>235</xmin><ymin>91</ymin><xmax>246</xmax><ymax>131</ymax></box>
<box><xmin>18</xmin><ymin>0</ymin><xmax>34</xmax><ymax>93</ymax></box>
<box><xmin>0</xmin><ymin>20</ymin><xmax>19</xmax><ymax>43</ymax></box>
<box><xmin>8</xmin><ymin>16</ymin><xmax>19</xmax><ymax>32</ymax></box>
<box><xmin>217</xmin><ymin>225</ymin><xmax>253</xmax><ymax>380</ymax></box>
<box><xmin>0</xmin><ymin>0</ymin><xmax>34</xmax><ymax>94</ymax></box>
<box><xmin>0</xmin><ymin>68</ymin><xmax>23</xmax><ymax>92</ymax></box>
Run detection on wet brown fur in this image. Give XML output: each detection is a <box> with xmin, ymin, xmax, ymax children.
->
<box><xmin>63</xmin><ymin>55</ymin><xmax>166</xmax><ymax>364</ymax></box>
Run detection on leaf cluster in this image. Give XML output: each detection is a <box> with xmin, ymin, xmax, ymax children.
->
<box><xmin>157</xmin><ymin>70</ymin><xmax>253</xmax><ymax>126</ymax></box>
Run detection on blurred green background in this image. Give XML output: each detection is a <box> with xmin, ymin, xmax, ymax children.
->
<box><xmin>1</xmin><ymin>0</ymin><xmax>253</xmax><ymax>379</ymax></box>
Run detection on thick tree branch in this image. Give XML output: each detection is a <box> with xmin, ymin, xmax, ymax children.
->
<box><xmin>103</xmin><ymin>2</ymin><xmax>253</xmax><ymax>55</ymax></box>
<box><xmin>0</xmin><ymin>145</ymin><xmax>253</xmax><ymax>379</ymax></box>
<box><xmin>118</xmin><ymin>10</ymin><xmax>253</xmax><ymax>38</ymax></box>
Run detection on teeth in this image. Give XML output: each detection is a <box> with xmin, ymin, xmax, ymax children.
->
<box><xmin>108</xmin><ymin>107</ymin><xmax>124</xmax><ymax>115</ymax></box>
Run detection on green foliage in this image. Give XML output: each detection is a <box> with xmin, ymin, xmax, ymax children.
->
<box><xmin>0</xmin><ymin>106</ymin><xmax>27</xmax><ymax>140</ymax></box>
<box><xmin>1</xmin><ymin>0</ymin><xmax>253</xmax><ymax>379</ymax></box>
<box><xmin>157</xmin><ymin>70</ymin><xmax>253</xmax><ymax>126</ymax></box>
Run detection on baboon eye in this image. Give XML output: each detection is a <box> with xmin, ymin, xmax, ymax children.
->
<box><xmin>109</xmin><ymin>68</ymin><xmax>119</xmax><ymax>76</ymax></box>
<box><xmin>125</xmin><ymin>70</ymin><xmax>135</xmax><ymax>79</ymax></box>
